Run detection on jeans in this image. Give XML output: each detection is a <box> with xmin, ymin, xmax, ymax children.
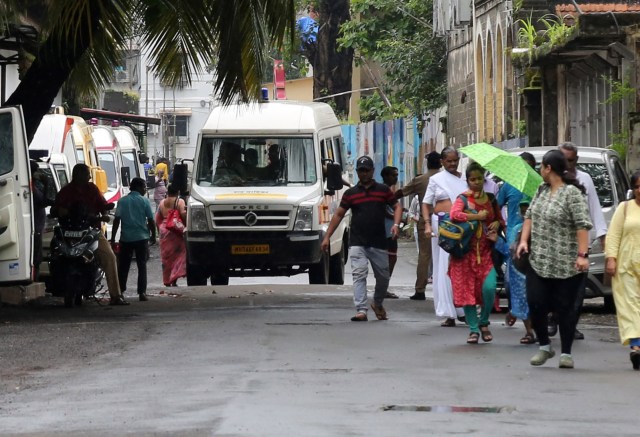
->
<box><xmin>118</xmin><ymin>240</ymin><xmax>149</xmax><ymax>295</ymax></box>
<box><xmin>350</xmin><ymin>246</ymin><xmax>390</xmax><ymax>313</ymax></box>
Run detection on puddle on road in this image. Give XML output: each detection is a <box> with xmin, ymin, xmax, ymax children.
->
<box><xmin>383</xmin><ymin>405</ymin><xmax>515</xmax><ymax>413</ymax></box>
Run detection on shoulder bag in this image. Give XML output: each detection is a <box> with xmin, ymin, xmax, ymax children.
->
<box><xmin>165</xmin><ymin>198</ymin><xmax>185</xmax><ymax>235</ymax></box>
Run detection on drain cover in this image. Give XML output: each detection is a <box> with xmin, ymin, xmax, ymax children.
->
<box><xmin>383</xmin><ymin>405</ymin><xmax>514</xmax><ymax>413</ymax></box>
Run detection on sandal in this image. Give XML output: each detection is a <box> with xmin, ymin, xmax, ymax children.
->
<box><xmin>505</xmin><ymin>312</ymin><xmax>517</xmax><ymax>327</ymax></box>
<box><xmin>467</xmin><ymin>332</ymin><xmax>480</xmax><ymax>344</ymax></box>
<box><xmin>480</xmin><ymin>326</ymin><xmax>493</xmax><ymax>342</ymax></box>
<box><xmin>370</xmin><ymin>303</ymin><xmax>388</xmax><ymax>320</ymax></box>
<box><xmin>350</xmin><ymin>312</ymin><xmax>368</xmax><ymax>322</ymax></box>
<box><xmin>520</xmin><ymin>333</ymin><xmax>537</xmax><ymax>344</ymax></box>
<box><xmin>440</xmin><ymin>318</ymin><xmax>456</xmax><ymax>327</ymax></box>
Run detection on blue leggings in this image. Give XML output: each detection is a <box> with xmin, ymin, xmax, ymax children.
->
<box><xmin>463</xmin><ymin>268</ymin><xmax>497</xmax><ymax>333</ymax></box>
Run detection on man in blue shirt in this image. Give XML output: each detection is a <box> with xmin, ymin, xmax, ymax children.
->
<box><xmin>111</xmin><ymin>178</ymin><xmax>156</xmax><ymax>301</ymax></box>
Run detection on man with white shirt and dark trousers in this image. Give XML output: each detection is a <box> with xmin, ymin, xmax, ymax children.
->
<box><xmin>551</xmin><ymin>142</ymin><xmax>608</xmax><ymax>340</ymax></box>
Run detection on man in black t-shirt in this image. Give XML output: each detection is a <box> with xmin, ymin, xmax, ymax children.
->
<box><xmin>321</xmin><ymin>156</ymin><xmax>403</xmax><ymax>322</ymax></box>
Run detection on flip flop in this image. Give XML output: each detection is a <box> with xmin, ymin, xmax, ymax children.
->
<box><xmin>350</xmin><ymin>312</ymin><xmax>368</xmax><ymax>322</ymax></box>
<box><xmin>505</xmin><ymin>312</ymin><xmax>517</xmax><ymax>327</ymax></box>
<box><xmin>480</xmin><ymin>326</ymin><xmax>493</xmax><ymax>342</ymax></box>
<box><xmin>440</xmin><ymin>318</ymin><xmax>455</xmax><ymax>327</ymax></box>
<box><xmin>370</xmin><ymin>303</ymin><xmax>388</xmax><ymax>320</ymax></box>
<box><xmin>520</xmin><ymin>333</ymin><xmax>537</xmax><ymax>344</ymax></box>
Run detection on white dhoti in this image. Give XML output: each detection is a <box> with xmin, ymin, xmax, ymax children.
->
<box><xmin>431</xmin><ymin>215</ymin><xmax>464</xmax><ymax>319</ymax></box>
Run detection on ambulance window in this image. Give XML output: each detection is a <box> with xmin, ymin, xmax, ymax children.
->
<box><xmin>0</xmin><ymin>113</ymin><xmax>14</xmax><ymax>176</ymax></box>
<box><xmin>54</xmin><ymin>164</ymin><xmax>69</xmax><ymax>188</ymax></box>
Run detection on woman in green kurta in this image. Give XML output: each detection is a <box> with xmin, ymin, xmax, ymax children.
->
<box><xmin>605</xmin><ymin>170</ymin><xmax>640</xmax><ymax>370</ymax></box>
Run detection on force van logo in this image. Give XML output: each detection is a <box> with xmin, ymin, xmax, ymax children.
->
<box><xmin>233</xmin><ymin>205</ymin><xmax>270</xmax><ymax>210</ymax></box>
<box><xmin>244</xmin><ymin>212</ymin><xmax>258</xmax><ymax>226</ymax></box>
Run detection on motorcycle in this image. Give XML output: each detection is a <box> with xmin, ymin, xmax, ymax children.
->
<box><xmin>48</xmin><ymin>203</ymin><xmax>114</xmax><ymax>307</ymax></box>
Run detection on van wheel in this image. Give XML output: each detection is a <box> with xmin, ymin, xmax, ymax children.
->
<box><xmin>309</xmin><ymin>252</ymin><xmax>329</xmax><ymax>284</ymax></box>
<box><xmin>187</xmin><ymin>263</ymin><xmax>208</xmax><ymax>286</ymax></box>
<box><xmin>603</xmin><ymin>295</ymin><xmax>616</xmax><ymax>313</ymax></box>
<box><xmin>328</xmin><ymin>245</ymin><xmax>345</xmax><ymax>285</ymax></box>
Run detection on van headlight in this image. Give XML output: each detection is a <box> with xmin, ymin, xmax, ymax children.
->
<box><xmin>188</xmin><ymin>201</ymin><xmax>209</xmax><ymax>232</ymax></box>
<box><xmin>294</xmin><ymin>206</ymin><xmax>314</xmax><ymax>231</ymax></box>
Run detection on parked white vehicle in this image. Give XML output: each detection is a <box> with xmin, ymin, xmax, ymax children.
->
<box><xmin>507</xmin><ymin>146</ymin><xmax>630</xmax><ymax>309</ymax></box>
<box><xmin>179</xmin><ymin>100</ymin><xmax>351</xmax><ymax>285</ymax></box>
<box><xmin>92</xmin><ymin>124</ymin><xmax>128</xmax><ymax>204</ymax></box>
<box><xmin>0</xmin><ymin>107</ymin><xmax>45</xmax><ymax>304</ymax></box>
<box><xmin>112</xmin><ymin>123</ymin><xmax>145</xmax><ymax>187</ymax></box>
<box><xmin>28</xmin><ymin>114</ymin><xmax>81</xmax><ymax>279</ymax></box>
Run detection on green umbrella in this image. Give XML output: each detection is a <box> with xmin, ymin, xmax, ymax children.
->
<box><xmin>459</xmin><ymin>143</ymin><xmax>543</xmax><ymax>198</ymax></box>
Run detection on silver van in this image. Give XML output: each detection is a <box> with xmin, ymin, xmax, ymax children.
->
<box><xmin>508</xmin><ymin>146</ymin><xmax>629</xmax><ymax>309</ymax></box>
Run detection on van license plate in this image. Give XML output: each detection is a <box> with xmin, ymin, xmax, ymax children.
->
<box><xmin>63</xmin><ymin>230</ymin><xmax>84</xmax><ymax>238</ymax></box>
<box><xmin>231</xmin><ymin>244</ymin><xmax>270</xmax><ymax>255</ymax></box>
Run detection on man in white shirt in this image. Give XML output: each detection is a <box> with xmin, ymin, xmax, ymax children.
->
<box><xmin>555</xmin><ymin>142</ymin><xmax>608</xmax><ymax>340</ymax></box>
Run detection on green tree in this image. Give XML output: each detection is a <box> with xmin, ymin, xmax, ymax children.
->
<box><xmin>339</xmin><ymin>0</ymin><xmax>447</xmax><ymax>118</ymax></box>
<box><xmin>1</xmin><ymin>0</ymin><xmax>295</xmax><ymax>141</ymax></box>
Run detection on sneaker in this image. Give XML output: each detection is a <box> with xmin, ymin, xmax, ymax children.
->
<box><xmin>409</xmin><ymin>292</ymin><xmax>426</xmax><ymax>300</ymax></box>
<box><xmin>530</xmin><ymin>348</ymin><xmax>555</xmax><ymax>366</ymax></box>
<box><xmin>559</xmin><ymin>354</ymin><xmax>574</xmax><ymax>369</ymax></box>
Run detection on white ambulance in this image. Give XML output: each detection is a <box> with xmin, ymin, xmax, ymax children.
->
<box><xmin>0</xmin><ymin>107</ymin><xmax>44</xmax><ymax>304</ymax></box>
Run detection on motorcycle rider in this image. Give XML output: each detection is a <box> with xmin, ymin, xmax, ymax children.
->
<box><xmin>54</xmin><ymin>164</ymin><xmax>129</xmax><ymax>306</ymax></box>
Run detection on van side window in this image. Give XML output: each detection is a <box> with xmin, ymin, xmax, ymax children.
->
<box><xmin>332</xmin><ymin>136</ymin><xmax>343</xmax><ymax>167</ymax></box>
<box><xmin>577</xmin><ymin>162</ymin><xmax>613</xmax><ymax>208</ymax></box>
<box><xmin>611</xmin><ymin>157</ymin><xmax>630</xmax><ymax>202</ymax></box>
<box><xmin>0</xmin><ymin>113</ymin><xmax>14</xmax><ymax>176</ymax></box>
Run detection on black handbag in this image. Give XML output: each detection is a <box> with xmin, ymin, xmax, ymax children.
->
<box><xmin>509</xmin><ymin>229</ymin><xmax>530</xmax><ymax>274</ymax></box>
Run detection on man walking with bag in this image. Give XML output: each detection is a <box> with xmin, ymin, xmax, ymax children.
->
<box><xmin>111</xmin><ymin>178</ymin><xmax>156</xmax><ymax>301</ymax></box>
<box><xmin>321</xmin><ymin>156</ymin><xmax>403</xmax><ymax>322</ymax></box>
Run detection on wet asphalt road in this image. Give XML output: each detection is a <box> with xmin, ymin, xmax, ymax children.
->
<box><xmin>0</xmin><ymin>240</ymin><xmax>628</xmax><ymax>436</ymax></box>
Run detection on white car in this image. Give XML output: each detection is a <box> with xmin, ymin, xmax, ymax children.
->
<box><xmin>506</xmin><ymin>146</ymin><xmax>630</xmax><ymax>310</ymax></box>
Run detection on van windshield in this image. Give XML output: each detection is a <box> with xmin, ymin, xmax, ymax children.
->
<box><xmin>121</xmin><ymin>151</ymin><xmax>139</xmax><ymax>178</ymax></box>
<box><xmin>195</xmin><ymin>137</ymin><xmax>317</xmax><ymax>187</ymax></box>
<box><xmin>98</xmin><ymin>152</ymin><xmax>118</xmax><ymax>189</ymax></box>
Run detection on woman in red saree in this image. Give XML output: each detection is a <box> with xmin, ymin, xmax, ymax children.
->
<box><xmin>155</xmin><ymin>184</ymin><xmax>187</xmax><ymax>286</ymax></box>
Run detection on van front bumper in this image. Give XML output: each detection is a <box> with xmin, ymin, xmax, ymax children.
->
<box><xmin>185</xmin><ymin>230</ymin><xmax>323</xmax><ymax>270</ymax></box>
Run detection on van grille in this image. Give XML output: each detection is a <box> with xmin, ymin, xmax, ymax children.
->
<box><xmin>209</xmin><ymin>205</ymin><xmax>293</xmax><ymax>229</ymax></box>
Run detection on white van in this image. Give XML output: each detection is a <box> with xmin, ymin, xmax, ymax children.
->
<box><xmin>112</xmin><ymin>123</ymin><xmax>145</xmax><ymax>186</ymax></box>
<box><xmin>0</xmin><ymin>107</ymin><xmax>38</xmax><ymax>297</ymax></box>
<box><xmin>181</xmin><ymin>101</ymin><xmax>350</xmax><ymax>285</ymax></box>
<box><xmin>92</xmin><ymin>125</ymin><xmax>128</xmax><ymax>204</ymax></box>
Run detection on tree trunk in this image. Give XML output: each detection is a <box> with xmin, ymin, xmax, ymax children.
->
<box><xmin>4</xmin><ymin>4</ymin><xmax>102</xmax><ymax>142</ymax></box>
<box><xmin>313</xmin><ymin>0</ymin><xmax>353</xmax><ymax>118</ymax></box>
